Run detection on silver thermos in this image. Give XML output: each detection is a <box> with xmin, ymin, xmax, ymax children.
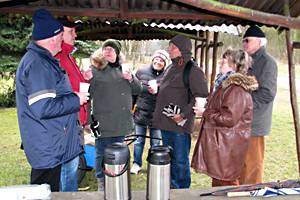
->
<box><xmin>103</xmin><ymin>142</ymin><xmax>131</xmax><ymax>200</ymax></box>
<box><xmin>146</xmin><ymin>145</ymin><xmax>171</xmax><ymax>200</ymax></box>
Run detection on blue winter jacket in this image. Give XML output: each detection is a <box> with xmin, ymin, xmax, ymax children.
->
<box><xmin>16</xmin><ymin>42</ymin><xmax>81</xmax><ymax>169</ymax></box>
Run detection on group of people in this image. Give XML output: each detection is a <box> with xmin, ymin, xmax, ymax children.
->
<box><xmin>16</xmin><ymin>8</ymin><xmax>277</xmax><ymax>192</ymax></box>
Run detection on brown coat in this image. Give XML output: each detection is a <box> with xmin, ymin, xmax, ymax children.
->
<box><xmin>152</xmin><ymin>57</ymin><xmax>208</xmax><ymax>134</ymax></box>
<box><xmin>191</xmin><ymin>73</ymin><xmax>258</xmax><ymax>181</ymax></box>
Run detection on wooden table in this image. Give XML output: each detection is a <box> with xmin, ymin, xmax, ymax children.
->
<box><xmin>52</xmin><ymin>189</ymin><xmax>300</xmax><ymax>200</ymax></box>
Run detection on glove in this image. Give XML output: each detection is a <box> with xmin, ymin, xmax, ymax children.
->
<box><xmin>91</xmin><ymin>115</ymin><xmax>101</xmax><ymax>138</ymax></box>
<box><xmin>162</xmin><ymin>103</ymin><xmax>180</xmax><ymax>117</ymax></box>
<box><xmin>162</xmin><ymin>103</ymin><xmax>187</xmax><ymax>127</ymax></box>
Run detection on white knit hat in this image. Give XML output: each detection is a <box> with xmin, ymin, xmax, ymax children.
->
<box><xmin>152</xmin><ymin>50</ymin><xmax>169</xmax><ymax>66</ymax></box>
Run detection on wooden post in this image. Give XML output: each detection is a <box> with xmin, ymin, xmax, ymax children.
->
<box><xmin>200</xmin><ymin>41</ymin><xmax>205</xmax><ymax>70</ymax></box>
<box><xmin>205</xmin><ymin>31</ymin><xmax>210</xmax><ymax>80</ymax></box>
<box><xmin>284</xmin><ymin>0</ymin><xmax>300</xmax><ymax>176</ymax></box>
<box><xmin>210</xmin><ymin>32</ymin><xmax>219</xmax><ymax>93</ymax></box>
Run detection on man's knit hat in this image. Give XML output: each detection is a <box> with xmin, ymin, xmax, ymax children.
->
<box><xmin>102</xmin><ymin>39</ymin><xmax>122</xmax><ymax>55</ymax></box>
<box><xmin>243</xmin><ymin>25</ymin><xmax>265</xmax><ymax>38</ymax></box>
<box><xmin>152</xmin><ymin>50</ymin><xmax>169</xmax><ymax>66</ymax></box>
<box><xmin>170</xmin><ymin>35</ymin><xmax>192</xmax><ymax>55</ymax></box>
<box><xmin>32</xmin><ymin>9</ymin><xmax>63</xmax><ymax>41</ymax></box>
<box><xmin>58</xmin><ymin>17</ymin><xmax>83</xmax><ymax>28</ymax></box>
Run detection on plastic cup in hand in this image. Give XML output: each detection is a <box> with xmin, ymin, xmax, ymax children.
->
<box><xmin>148</xmin><ymin>80</ymin><xmax>158</xmax><ymax>94</ymax></box>
<box><xmin>80</xmin><ymin>82</ymin><xmax>90</xmax><ymax>93</ymax></box>
<box><xmin>121</xmin><ymin>63</ymin><xmax>131</xmax><ymax>75</ymax></box>
<box><xmin>195</xmin><ymin>97</ymin><xmax>206</xmax><ymax>108</ymax></box>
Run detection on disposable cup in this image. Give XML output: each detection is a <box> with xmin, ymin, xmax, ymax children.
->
<box><xmin>122</xmin><ymin>63</ymin><xmax>131</xmax><ymax>75</ymax></box>
<box><xmin>148</xmin><ymin>80</ymin><xmax>158</xmax><ymax>94</ymax></box>
<box><xmin>80</xmin><ymin>82</ymin><xmax>90</xmax><ymax>93</ymax></box>
<box><xmin>195</xmin><ymin>97</ymin><xmax>206</xmax><ymax>108</ymax></box>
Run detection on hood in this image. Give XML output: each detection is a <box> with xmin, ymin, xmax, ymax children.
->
<box><xmin>222</xmin><ymin>73</ymin><xmax>258</xmax><ymax>92</ymax></box>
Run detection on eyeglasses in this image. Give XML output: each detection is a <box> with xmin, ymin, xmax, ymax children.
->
<box><xmin>103</xmin><ymin>47</ymin><xmax>115</xmax><ymax>52</ymax></box>
<box><xmin>242</xmin><ymin>38</ymin><xmax>250</xmax><ymax>43</ymax></box>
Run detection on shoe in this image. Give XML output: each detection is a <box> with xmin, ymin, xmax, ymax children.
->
<box><xmin>130</xmin><ymin>163</ymin><xmax>141</xmax><ymax>175</ymax></box>
<box><xmin>97</xmin><ymin>177</ymin><xmax>105</xmax><ymax>191</ymax></box>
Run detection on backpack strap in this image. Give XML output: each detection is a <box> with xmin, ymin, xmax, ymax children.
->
<box><xmin>183</xmin><ymin>60</ymin><xmax>194</xmax><ymax>104</ymax></box>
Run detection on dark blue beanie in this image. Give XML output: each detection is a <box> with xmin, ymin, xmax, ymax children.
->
<box><xmin>243</xmin><ymin>25</ymin><xmax>265</xmax><ymax>38</ymax></box>
<box><xmin>32</xmin><ymin>9</ymin><xmax>63</xmax><ymax>41</ymax></box>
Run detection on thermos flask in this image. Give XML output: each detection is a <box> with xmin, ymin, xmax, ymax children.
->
<box><xmin>146</xmin><ymin>145</ymin><xmax>171</xmax><ymax>200</ymax></box>
<box><xmin>103</xmin><ymin>142</ymin><xmax>131</xmax><ymax>200</ymax></box>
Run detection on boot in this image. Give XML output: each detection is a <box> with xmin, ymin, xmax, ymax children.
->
<box><xmin>97</xmin><ymin>177</ymin><xmax>105</xmax><ymax>191</ymax></box>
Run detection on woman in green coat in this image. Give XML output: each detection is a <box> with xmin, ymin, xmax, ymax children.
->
<box><xmin>89</xmin><ymin>39</ymin><xmax>142</xmax><ymax>191</ymax></box>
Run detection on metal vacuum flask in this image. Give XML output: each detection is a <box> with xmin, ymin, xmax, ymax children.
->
<box><xmin>146</xmin><ymin>145</ymin><xmax>171</xmax><ymax>200</ymax></box>
<box><xmin>104</xmin><ymin>142</ymin><xmax>131</xmax><ymax>200</ymax></box>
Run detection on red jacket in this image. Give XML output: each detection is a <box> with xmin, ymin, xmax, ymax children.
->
<box><xmin>55</xmin><ymin>42</ymin><xmax>88</xmax><ymax>125</ymax></box>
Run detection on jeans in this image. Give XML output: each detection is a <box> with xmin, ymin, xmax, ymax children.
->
<box><xmin>60</xmin><ymin>156</ymin><xmax>79</xmax><ymax>192</ymax></box>
<box><xmin>133</xmin><ymin>124</ymin><xmax>161</xmax><ymax>167</ymax></box>
<box><xmin>161</xmin><ymin>130</ymin><xmax>191</xmax><ymax>189</ymax></box>
<box><xmin>95</xmin><ymin>136</ymin><xmax>125</xmax><ymax>178</ymax></box>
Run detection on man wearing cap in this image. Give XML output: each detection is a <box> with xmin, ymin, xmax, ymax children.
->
<box><xmin>240</xmin><ymin>25</ymin><xmax>277</xmax><ymax>184</ymax></box>
<box><xmin>15</xmin><ymin>9</ymin><xmax>89</xmax><ymax>191</ymax></box>
<box><xmin>152</xmin><ymin>35</ymin><xmax>208</xmax><ymax>188</ymax></box>
<box><xmin>89</xmin><ymin>39</ymin><xmax>142</xmax><ymax>190</ymax></box>
<box><xmin>130</xmin><ymin>50</ymin><xmax>169</xmax><ymax>175</ymax></box>
<box><xmin>55</xmin><ymin>17</ymin><xmax>90</xmax><ymax>192</ymax></box>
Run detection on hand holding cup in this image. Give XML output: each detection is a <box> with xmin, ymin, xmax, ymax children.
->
<box><xmin>193</xmin><ymin>97</ymin><xmax>206</xmax><ymax>116</ymax></box>
<box><xmin>148</xmin><ymin>79</ymin><xmax>158</xmax><ymax>94</ymax></box>
<box><xmin>122</xmin><ymin>63</ymin><xmax>133</xmax><ymax>81</ymax></box>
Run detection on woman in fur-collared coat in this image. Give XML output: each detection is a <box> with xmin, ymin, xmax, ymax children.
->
<box><xmin>88</xmin><ymin>39</ymin><xmax>142</xmax><ymax>191</ymax></box>
<box><xmin>191</xmin><ymin>49</ymin><xmax>258</xmax><ymax>187</ymax></box>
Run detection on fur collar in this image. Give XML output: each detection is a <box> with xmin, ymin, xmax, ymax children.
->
<box><xmin>222</xmin><ymin>73</ymin><xmax>258</xmax><ymax>92</ymax></box>
<box><xmin>90</xmin><ymin>50</ymin><xmax>125</xmax><ymax>70</ymax></box>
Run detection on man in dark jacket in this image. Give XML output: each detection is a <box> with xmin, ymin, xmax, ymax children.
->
<box><xmin>152</xmin><ymin>35</ymin><xmax>208</xmax><ymax>188</ymax></box>
<box><xmin>130</xmin><ymin>50</ymin><xmax>169</xmax><ymax>174</ymax></box>
<box><xmin>239</xmin><ymin>25</ymin><xmax>278</xmax><ymax>184</ymax></box>
<box><xmin>15</xmin><ymin>9</ymin><xmax>89</xmax><ymax>191</ymax></box>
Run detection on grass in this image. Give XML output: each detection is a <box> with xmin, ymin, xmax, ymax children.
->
<box><xmin>0</xmin><ymin>62</ymin><xmax>299</xmax><ymax>190</ymax></box>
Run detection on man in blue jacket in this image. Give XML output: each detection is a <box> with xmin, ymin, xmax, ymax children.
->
<box><xmin>16</xmin><ymin>9</ymin><xmax>89</xmax><ymax>191</ymax></box>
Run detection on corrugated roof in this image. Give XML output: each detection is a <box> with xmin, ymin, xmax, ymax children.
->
<box><xmin>1</xmin><ymin>0</ymin><xmax>299</xmax><ymax>40</ymax></box>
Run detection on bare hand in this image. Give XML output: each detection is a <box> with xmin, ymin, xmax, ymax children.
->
<box><xmin>82</xmin><ymin>69</ymin><xmax>93</xmax><ymax>80</ymax></box>
<box><xmin>147</xmin><ymin>86</ymin><xmax>156</xmax><ymax>94</ymax></box>
<box><xmin>75</xmin><ymin>92</ymin><xmax>90</xmax><ymax>105</ymax></box>
<box><xmin>193</xmin><ymin>106</ymin><xmax>205</xmax><ymax>116</ymax></box>
<box><xmin>122</xmin><ymin>71</ymin><xmax>133</xmax><ymax>82</ymax></box>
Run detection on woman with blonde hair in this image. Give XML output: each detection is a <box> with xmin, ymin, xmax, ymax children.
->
<box><xmin>191</xmin><ymin>49</ymin><xmax>258</xmax><ymax>187</ymax></box>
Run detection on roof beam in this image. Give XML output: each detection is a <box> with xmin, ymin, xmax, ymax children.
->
<box><xmin>174</xmin><ymin>0</ymin><xmax>300</xmax><ymax>29</ymax></box>
<box><xmin>0</xmin><ymin>5</ymin><xmax>220</xmax><ymax>21</ymax></box>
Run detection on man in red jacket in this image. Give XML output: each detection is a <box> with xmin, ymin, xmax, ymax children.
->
<box><xmin>55</xmin><ymin>17</ymin><xmax>91</xmax><ymax>191</ymax></box>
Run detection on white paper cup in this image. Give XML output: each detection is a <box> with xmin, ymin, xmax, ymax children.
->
<box><xmin>121</xmin><ymin>63</ymin><xmax>131</xmax><ymax>75</ymax></box>
<box><xmin>80</xmin><ymin>82</ymin><xmax>90</xmax><ymax>93</ymax></box>
<box><xmin>148</xmin><ymin>79</ymin><xmax>158</xmax><ymax>94</ymax></box>
<box><xmin>195</xmin><ymin>97</ymin><xmax>206</xmax><ymax>108</ymax></box>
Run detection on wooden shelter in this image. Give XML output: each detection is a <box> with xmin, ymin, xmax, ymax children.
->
<box><xmin>1</xmin><ymin>0</ymin><xmax>300</xmax><ymax>175</ymax></box>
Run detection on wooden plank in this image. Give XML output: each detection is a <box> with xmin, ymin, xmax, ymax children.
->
<box><xmin>0</xmin><ymin>6</ymin><xmax>120</xmax><ymax>17</ymax></box>
<box><xmin>0</xmin><ymin>5</ymin><xmax>220</xmax><ymax>20</ymax></box>
<box><xmin>174</xmin><ymin>0</ymin><xmax>300</xmax><ymax>29</ymax></box>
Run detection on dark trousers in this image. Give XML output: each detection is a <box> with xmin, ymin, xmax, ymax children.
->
<box><xmin>31</xmin><ymin>164</ymin><xmax>61</xmax><ymax>192</ymax></box>
<box><xmin>161</xmin><ymin>130</ymin><xmax>191</xmax><ymax>189</ymax></box>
